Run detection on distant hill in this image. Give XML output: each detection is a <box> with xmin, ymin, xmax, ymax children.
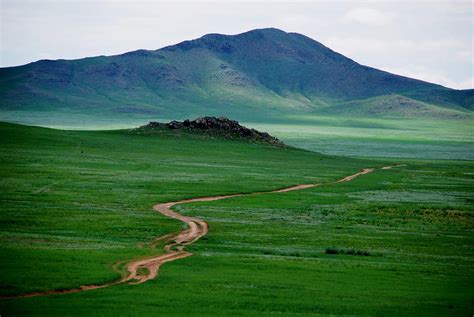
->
<box><xmin>0</xmin><ymin>28</ymin><xmax>472</xmax><ymax>124</ymax></box>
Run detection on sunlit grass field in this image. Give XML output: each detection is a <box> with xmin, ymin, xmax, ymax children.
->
<box><xmin>0</xmin><ymin>122</ymin><xmax>473</xmax><ymax>316</ymax></box>
<box><xmin>252</xmin><ymin>115</ymin><xmax>474</xmax><ymax>160</ymax></box>
<box><xmin>0</xmin><ymin>122</ymin><xmax>369</xmax><ymax>295</ymax></box>
<box><xmin>3</xmin><ymin>111</ymin><xmax>471</xmax><ymax>160</ymax></box>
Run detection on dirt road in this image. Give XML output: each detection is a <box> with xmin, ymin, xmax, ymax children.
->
<box><xmin>1</xmin><ymin>165</ymin><xmax>401</xmax><ymax>299</ymax></box>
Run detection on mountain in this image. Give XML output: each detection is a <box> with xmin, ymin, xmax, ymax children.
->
<box><xmin>0</xmin><ymin>28</ymin><xmax>472</xmax><ymax>124</ymax></box>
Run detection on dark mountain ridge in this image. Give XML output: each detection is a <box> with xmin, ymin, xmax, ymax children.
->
<box><xmin>0</xmin><ymin>28</ymin><xmax>472</xmax><ymax>123</ymax></box>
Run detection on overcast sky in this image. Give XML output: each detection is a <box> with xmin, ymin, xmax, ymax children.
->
<box><xmin>1</xmin><ymin>0</ymin><xmax>472</xmax><ymax>89</ymax></box>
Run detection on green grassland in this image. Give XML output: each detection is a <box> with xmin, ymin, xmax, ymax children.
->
<box><xmin>2</xmin><ymin>110</ymin><xmax>472</xmax><ymax>161</ymax></box>
<box><xmin>252</xmin><ymin>115</ymin><xmax>474</xmax><ymax>160</ymax></box>
<box><xmin>0</xmin><ymin>122</ymin><xmax>473</xmax><ymax>316</ymax></box>
<box><xmin>0</xmin><ymin>122</ymin><xmax>368</xmax><ymax>295</ymax></box>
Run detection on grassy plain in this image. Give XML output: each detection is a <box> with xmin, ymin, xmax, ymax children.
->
<box><xmin>3</xmin><ymin>111</ymin><xmax>471</xmax><ymax>160</ymax></box>
<box><xmin>252</xmin><ymin>115</ymin><xmax>474</xmax><ymax>160</ymax></box>
<box><xmin>0</xmin><ymin>122</ymin><xmax>367</xmax><ymax>295</ymax></box>
<box><xmin>0</xmin><ymin>122</ymin><xmax>473</xmax><ymax>316</ymax></box>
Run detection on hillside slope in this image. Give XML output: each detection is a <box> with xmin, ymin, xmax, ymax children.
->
<box><xmin>0</xmin><ymin>28</ymin><xmax>472</xmax><ymax>123</ymax></box>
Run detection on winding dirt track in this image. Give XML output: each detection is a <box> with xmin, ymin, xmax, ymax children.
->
<box><xmin>1</xmin><ymin>165</ymin><xmax>401</xmax><ymax>299</ymax></box>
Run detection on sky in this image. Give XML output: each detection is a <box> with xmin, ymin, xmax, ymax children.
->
<box><xmin>1</xmin><ymin>0</ymin><xmax>473</xmax><ymax>89</ymax></box>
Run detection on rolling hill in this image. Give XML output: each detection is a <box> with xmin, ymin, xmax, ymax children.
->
<box><xmin>0</xmin><ymin>27</ymin><xmax>472</xmax><ymax>124</ymax></box>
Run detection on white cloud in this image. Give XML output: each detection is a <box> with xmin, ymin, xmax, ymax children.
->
<box><xmin>343</xmin><ymin>7</ymin><xmax>390</xmax><ymax>26</ymax></box>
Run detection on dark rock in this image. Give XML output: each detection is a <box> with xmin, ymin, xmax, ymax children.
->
<box><xmin>140</xmin><ymin>117</ymin><xmax>284</xmax><ymax>145</ymax></box>
<box><xmin>166</xmin><ymin>120</ymin><xmax>182</xmax><ymax>129</ymax></box>
<box><xmin>146</xmin><ymin>121</ymin><xmax>161</xmax><ymax>129</ymax></box>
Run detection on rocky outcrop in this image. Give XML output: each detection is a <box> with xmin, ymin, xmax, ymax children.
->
<box><xmin>140</xmin><ymin>117</ymin><xmax>284</xmax><ymax>145</ymax></box>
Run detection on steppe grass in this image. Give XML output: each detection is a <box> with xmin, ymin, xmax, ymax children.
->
<box><xmin>251</xmin><ymin>116</ymin><xmax>474</xmax><ymax>160</ymax></box>
<box><xmin>0</xmin><ymin>122</ymin><xmax>368</xmax><ymax>296</ymax></box>
<box><xmin>0</xmin><ymin>122</ymin><xmax>472</xmax><ymax>316</ymax></box>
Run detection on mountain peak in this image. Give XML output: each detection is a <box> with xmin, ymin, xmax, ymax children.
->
<box><xmin>240</xmin><ymin>27</ymin><xmax>288</xmax><ymax>35</ymax></box>
<box><xmin>167</xmin><ymin>27</ymin><xmax>292</xmax><ymax>52</ymax></box>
